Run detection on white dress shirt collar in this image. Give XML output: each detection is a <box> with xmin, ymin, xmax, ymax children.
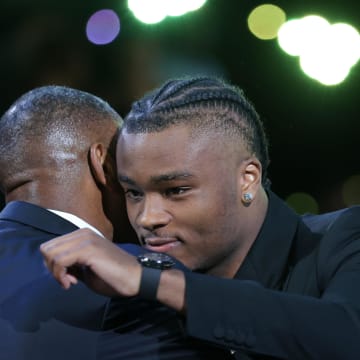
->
<box><xmin>48</xmin><ymin>209</ymin><xmax>104</xmax><ymax>238</ymax></box>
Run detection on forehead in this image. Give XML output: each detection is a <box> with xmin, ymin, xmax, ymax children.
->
<box><xmin>118</xmin><ymin>125</ymin><xmax>192</xmax><ymax>154</ymax></box>
<box><xmin>117</xmin><ymin>126</ymin><xmax>199</xmax><ymax>168</ymax></box>
<box><xmin>116</xmin><ymin>125</ymin><xmax>238</xmax><ymax>178</ymax></box>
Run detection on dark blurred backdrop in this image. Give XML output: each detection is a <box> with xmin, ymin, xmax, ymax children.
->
<box><xmin>1</xmin><ymin>0</ymin><xmax>359</xmax><ymax>212</ymax></box>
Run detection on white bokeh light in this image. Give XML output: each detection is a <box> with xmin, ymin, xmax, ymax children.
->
<box><xmin>278</xmin><ymin>15</ymin><xmax>360</xmax><ymax>85</ymax></box>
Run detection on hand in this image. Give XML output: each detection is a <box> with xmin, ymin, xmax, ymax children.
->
<box><xmin>40</xmin><ymin>228</ymin><xmax>142</xmax><ymax>297</ymax></box>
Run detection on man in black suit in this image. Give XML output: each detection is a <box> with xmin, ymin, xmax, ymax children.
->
<box><xmin>0</xmin><ymin>86</ymin><xmax>229</xmax><ymax>360</ymax></box>
<box><xmin>42</xmin><ymin>77</ymin><xmax>360</xmax><ymax>359</ymax></box>
<box><xmin>0</xmin><ymin>85</ymin><xmax>133</xmax><ymax>359</ymax></box>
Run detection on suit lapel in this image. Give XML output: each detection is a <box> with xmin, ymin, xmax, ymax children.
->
<box><xmin>0</xmin><ymin>201</ymin><xmax>78</xmax><ymax>235</ymax></box>
<box><xmin>235</xmin><ymin>191</ymin><xmax>301</xmax><ymax>290</ymax></box>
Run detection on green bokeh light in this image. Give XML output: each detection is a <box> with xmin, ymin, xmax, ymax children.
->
<box><xmin>286</xmin><ymin>192</ymin><xmax>319</xmax><ymax>214</ymax></box>
<box><xmin>248</xmin><ymin>4</ymin><xmax>286</xmax><ymax>40</ymax></box>
<box><xmin>342</xmin><ymin>175</ymin><xmax>360</xmax><ymax>206</ymax></box>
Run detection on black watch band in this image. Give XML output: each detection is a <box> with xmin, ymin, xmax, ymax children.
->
<box><xmin>137</xmin><ymin>253</ymin><xmax>175</xmax><ymax>301</ymax></box>
<box><xmin>138</xmin><ymin>267</ymin><xmax>162</xmax><ymax>301</ymax></box>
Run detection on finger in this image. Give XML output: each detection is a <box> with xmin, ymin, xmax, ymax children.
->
<box><xmin>41</xmin><ymin>230</ymin><xmax>96</xmax><ymax>269</ymax></box>
<box><xmin>58</xmin><ymin>267</ymin><xmax>78</xmax><ymax>289</ymax></box>
<box><xmin>40</xmin><ymin>229</ymin><xmax>87</xmax><ymax>255</ymax></box>
<box><xmin>40</xmin><ymin>229</ymin><xmax>105</xmax><ymax>286</ymax></box>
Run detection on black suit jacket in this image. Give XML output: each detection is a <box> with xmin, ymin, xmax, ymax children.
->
<box><xmin>0</xmin><ymin>201</ymin><xmax>159</xmax><ymax>359</ymax></box>
<box><xmin>184</xmin><ymin>192</ymin><xmax>360</xmax><ymax>359</ymax></box>
<box><xmin>0</xmin><ymin>201</ymin><xmax>112</xmax><ymax>359</ymax></box>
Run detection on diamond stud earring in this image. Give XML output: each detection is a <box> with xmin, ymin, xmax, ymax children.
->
<box><xmin>242</xmin><ymin>192</ymin><xmax>253</xmax><ymax>204</ymax></box>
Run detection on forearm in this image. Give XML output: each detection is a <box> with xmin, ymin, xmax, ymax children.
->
<box><xmin>184</xmin><ymin>272</ymin><xmax>360</xmax><ymax>359</ymax></box>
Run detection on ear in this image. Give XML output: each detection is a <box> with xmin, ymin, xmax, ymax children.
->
<box><xmin>237</xmin><ymin>157</ymin><xmax>262</xmax><ymax>203</ymax></box>
<box><xmin>90</xmin><ymin>142</ymin><xmax>122</xmax><ymax>192</ymax></box>
<box><xmin>89</xmin><ymin>143</ymin><xmax>108</xmax><ymax>186</ymax></box>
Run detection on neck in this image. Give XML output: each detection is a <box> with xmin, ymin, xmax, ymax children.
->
<box><xmin>206</xmin><ymin>188</ymin><xmax>269</xmax><ymax>279</ymax></box>
<box><xmin>6</xmin><ymin>182</ymin><xmax>114</xmax><ymax>240</ymax></box>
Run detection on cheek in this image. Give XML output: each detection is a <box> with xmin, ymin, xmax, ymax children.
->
<box><xmin>196</xmin><ymin>193</ymin><xmax>240</xmax><ymax>242</ymax></box>
<box><xmin>125</xmin><ymin>203</ymin><xmax>138</xmax><ymax>227</ymax></box>
<box><xmin>199</xmin><ymin>188</ymin><xmax>238</xmax><ymax>222</ymax></box>
<box><xmin>215</xmin><ymin>201</ymin><xmax>229</xmax><ymax>218</ymax></box>
<box><xmin>179</xmin><ymin>200</ymin><xmax>228</xmax><ymax>244</ymax></box>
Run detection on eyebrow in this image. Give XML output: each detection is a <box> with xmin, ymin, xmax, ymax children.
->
<box><xmin>118</xmin><ymin>175</ymin><xmax>137</xmax><ymax>185</ymax></box>
<box><xmin>151</xmin><ymin>172</ymin><xmax>194</xmax><ymax>184</ymax></box>
<box><xmin>118</xmin><ymin>172</ymin><xmax>194</xmax><ymax>185</ymax></box>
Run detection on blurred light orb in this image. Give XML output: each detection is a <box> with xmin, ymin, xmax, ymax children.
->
<box><xmin>128</xmin><ymin>0</ymin><xmax>167</xmax><ymax>24</ymax></box>
<box><xmin>286</xmin><ymin>192</ymin><xmax>319</xmax><ymax>214</ymax></box>
<box><xmin>86</xmin><ymin>9</ymin><xmax>120</xmax><ymax>45</ymax></box>
<box><xmin>278</xmin><ymin>16</ymin><xmax>330</xmax><ymax>56</ymax></box>
<box><xmin>299</xmin><ymin>46</ymin><xmax>351</xmax><ymax>85</ymax></box>
<box><xmin>330</xmin><ymin>23</ymin><xmax>360</xmax><ymax>67</ymax></box>
<box><xmin>342</xmin><ymin>175</ymin><xmax>360</xmax><ymax>206</ymax></box>
<box><xmin>248</xmin><ymin>4</ymin><xmax>286</xmax><ymax>40</ymax></box>
<box><xmin>128</xmin><ymin>0</ymin><xmax>207</xmax><ymax>24</ymax></box>
<box><xmin>277</xmin><ymin>19</ymin><xmax>304</xmax><ymax>56</ymax></box>
<box><xmin>278</xmin><ymin>15</ymin><xmax>360</xmax><ymax>85</ymax></box>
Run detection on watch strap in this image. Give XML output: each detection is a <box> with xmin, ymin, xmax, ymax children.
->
<box><xmin>138</xmin><ymin>266</ymin><xmax>162</xmax><ymax>301</ymax></box>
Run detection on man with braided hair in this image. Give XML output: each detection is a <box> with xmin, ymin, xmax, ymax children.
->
<box><xmin>41</xmin><ymin>77</ymin><xmax>360</xmax><ymax>359</ymax></box>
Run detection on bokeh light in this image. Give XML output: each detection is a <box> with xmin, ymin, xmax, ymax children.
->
<box><xmin>278</xmin><ymin>15</ymin><xmax>360</xmax><ymax>85</ymax></box>
<box><xmin>128</xmin><ymin>0</ymin><xmax>207</xmax><ymax>24</ymax></box>
<box><xmin>342</xmin><ymin>175</ymin><xmax>360</xmax><ymax>206</ymax></box>
<box><xmin>278</xmin><ymin>16</ymin><xmax>330</xmax><ymax>56</ymax></box>
<box><xmin>248</xmin><ymin>4</ymin><xmax>286</xmax><ymax>40</ymax></box>
<box><xmin>299</xmin><ymin>50</ymin><xmax>351</xmax><ymax>86</ymax></box>
<box><xmin>286</xmin><ymin>192</ymin><xmax>319</xmax><ymax>214</ymax></box>
<box><xmin>86</xmin><ymin>9</ymin><xmax>120</xmax><ymax>45</ymax></box>
<box><xmin>128</xmin><ymin>0</ymin><xmax>167</xmax><ymax>24</ymax></box>
<box><xmin>331</xmin><ymin>23</ymin><xmax>360</xmax><ymax>67</ymax></box>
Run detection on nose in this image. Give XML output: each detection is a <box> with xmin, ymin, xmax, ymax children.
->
<box><xmin>136</xmin><ymin>194</ymin><xmax>171</xmax><ymax>231</ymax></box>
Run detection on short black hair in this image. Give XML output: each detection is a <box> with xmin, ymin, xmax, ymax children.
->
<box><xmin>124</xmin><ymin>76</ymin><xmax>270</xmax><ymax>185</ymax></box>
<box><xmin>0</xmin><ymin>85</ymin><xmax>121</xmax><ymax>191</ymax></box>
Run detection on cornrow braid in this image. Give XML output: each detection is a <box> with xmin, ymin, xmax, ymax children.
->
<box><xmin>124</xmin><ymin>76</ymin><xmax>270</xmax><ymax>187</ymax></box>
<box><xmin>151</xmin><ymin>77</ymin><xmax>202</xmax><ymax>105</ymax></box>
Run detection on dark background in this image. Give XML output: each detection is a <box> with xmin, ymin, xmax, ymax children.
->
<box><xmin>1</xmin><ymin>0</ymin><xmax>359</xmax><ymax>212</ymax></box>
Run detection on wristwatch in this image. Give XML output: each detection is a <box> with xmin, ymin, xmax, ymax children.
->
<box><xmin>137</xmin><ymin>252</ymin><xmax>175</xmax><ymax>300</ymax></box>
<box><xmin>137</xmin><ymin>252</ymin><xmax>175</xmax><ymax>270</ymax></box>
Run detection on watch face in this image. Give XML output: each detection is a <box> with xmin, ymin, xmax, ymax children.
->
<box><xmin>137</xmin><ymin>252</ymin><xmax>175</xmax><ymax>270</ymax></box>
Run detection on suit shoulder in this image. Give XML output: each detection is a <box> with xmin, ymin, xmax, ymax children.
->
<box><xmin>326</xmin><ymin>205</ymin><xmax>360</xmax><ymax>235</ymax></box>
<box><xmin>317</xmin><ymin>205</ymin><xmax>360</xmax><ymax>289</ymax></box>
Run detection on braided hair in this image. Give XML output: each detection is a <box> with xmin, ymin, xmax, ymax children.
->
<box><xmin>124</xmin><ymin>76</ymin><xmax>270</xmax><ymax>186</ymax></box>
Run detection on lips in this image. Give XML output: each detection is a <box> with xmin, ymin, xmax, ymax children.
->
<box><xmin>143</xmin><ymin>237</ymin><xmax>180</xmax><ymax>252</ymax></box>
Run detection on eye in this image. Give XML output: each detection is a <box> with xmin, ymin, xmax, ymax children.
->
<box><xmin>124</xmin><ymin>188</ymin><xmax>143</xmax><ymax>201</ymax></box>
<box><xmin>165</xmin><ymin>187</ymin><xmax>190</xmax><ymax>197</ymax></box>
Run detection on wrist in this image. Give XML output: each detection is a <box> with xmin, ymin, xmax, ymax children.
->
<box><xmin>136</xmin><ymin>252</ymin><xmax>175</xmax><ymax>301</ymax></box>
